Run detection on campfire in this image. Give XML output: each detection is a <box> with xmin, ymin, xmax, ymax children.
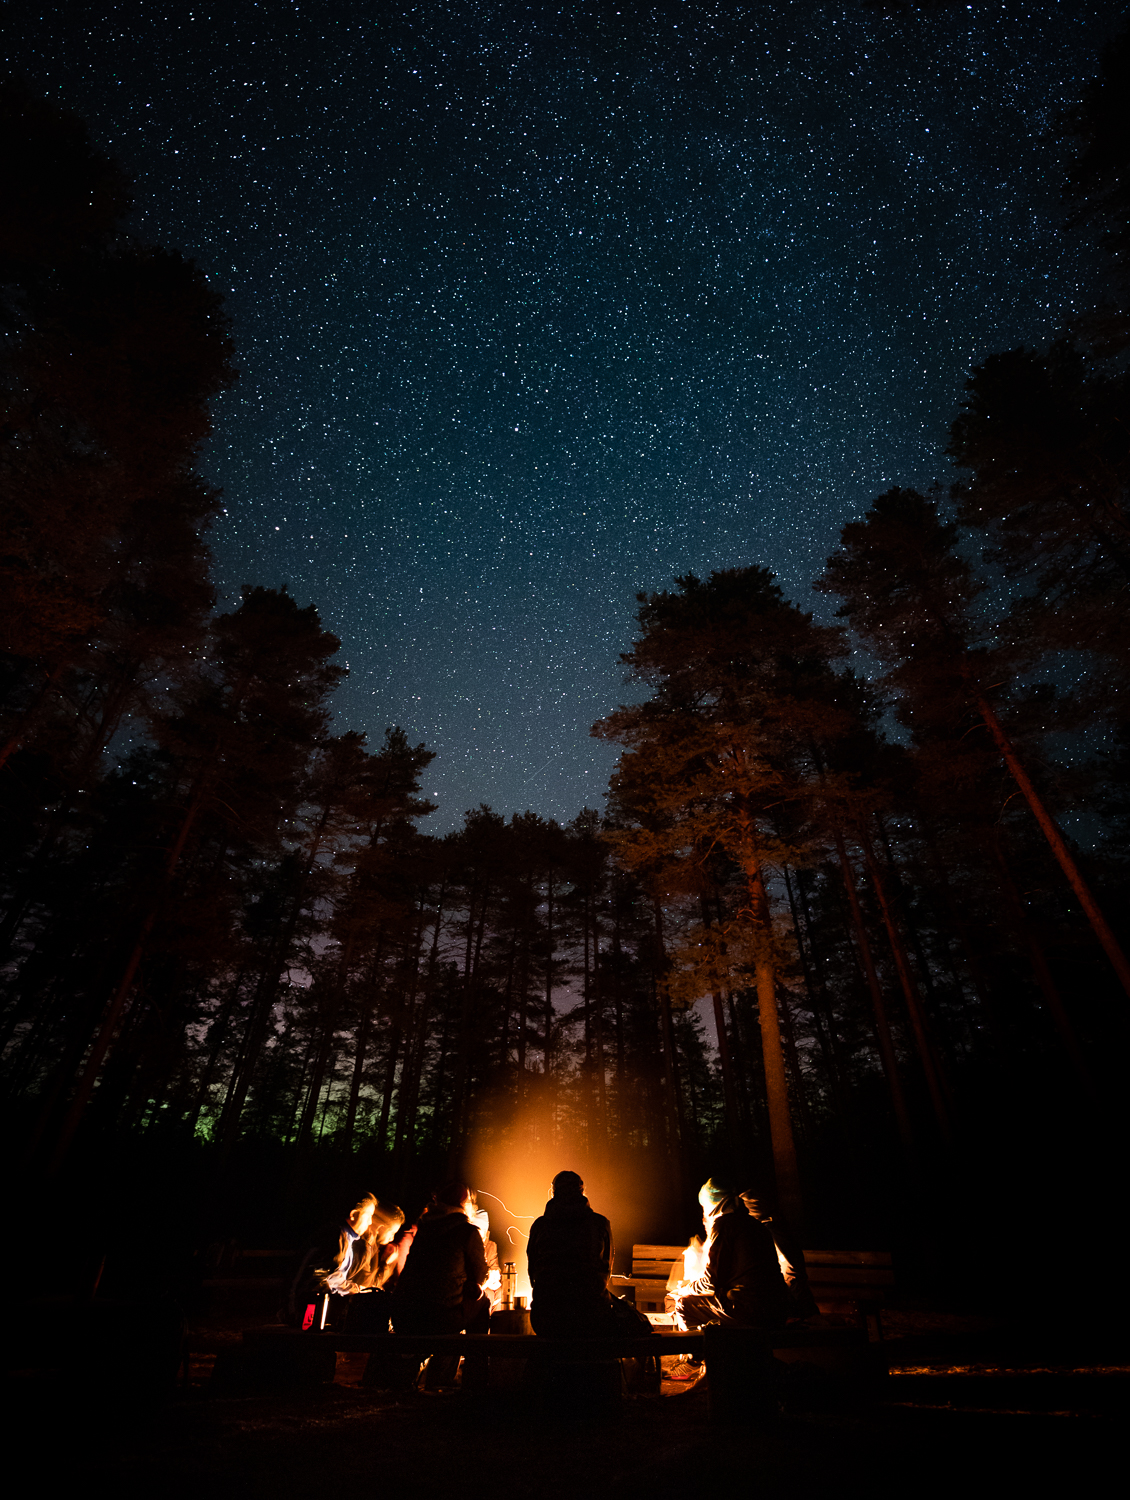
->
<box><xmin>678</xmin><ymin>1237</ymin><xmax>707</xmax><ymax>1285</ymax></box>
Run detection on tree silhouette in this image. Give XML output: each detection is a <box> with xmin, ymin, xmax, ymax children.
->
<box><xmin>0</xmin><ymin>84</ymin><xmax>233</xmax><ymax>773</ymax></box>
<box><xmin>595</xmin><ymin>567</ymin><xmax>848</xmax><ymax>1224</ymax></box>
<box><xmin>819</xmin><ymin>488</ymin><xmax>1130</xmax><ymax>1004</ymax></box>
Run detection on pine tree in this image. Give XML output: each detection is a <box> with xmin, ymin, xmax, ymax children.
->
<box><xmin>949</xmin><ymin>344</ymin><xmax>1130</xmax><ymax>674</ymax></box>
<box><xmin>595</xmin><ymin>567</ymin><xmax>847</xmax><ymax>1224</ymax></box>
<box><xmin>0</xmin><ymin>84</ymin><xmax>233</xmax><ymax>772</ymax></box>
<box><xmin>818</xmin><ymin>488</ymin><xmax>1130</xmax><ymax>1003</ymax></box>
<box><xmin>43</xmin><ymin>587</ymin><xmax>342</xmax><ymax>1168</ymax></box>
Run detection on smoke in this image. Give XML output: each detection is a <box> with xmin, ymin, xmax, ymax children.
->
<box><xmin>465</xmin><ymin>1075</ymin><xmax>678</xmax><ymax>1296</ymax></box>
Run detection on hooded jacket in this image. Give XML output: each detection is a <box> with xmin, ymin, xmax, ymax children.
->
<box><xmin>393</xmin><ymin>1204</ymin><xmax>488</xmax><ymax>1312</ymax></box>
<box><xmin>526</xmin><ymin>1191</ymin><xmax>613</xmax><ymax>1305</ymax></box>
<box><xmin>684</xmin><ymin>1208</ymin><xmax>788</xmax><ymax>1326</ymax></box>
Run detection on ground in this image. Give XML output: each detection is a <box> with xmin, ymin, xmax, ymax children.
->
<box><xmin>7</xmin><ymin>1303</ymin><xmax>1124</xmax><ymax>1498</ymax></box>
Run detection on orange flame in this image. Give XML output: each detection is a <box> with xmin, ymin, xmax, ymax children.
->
<box><xmin>682</xmin><ymin>1239</ymin><xmax>707</xmax><ymax>1282</ymax></box>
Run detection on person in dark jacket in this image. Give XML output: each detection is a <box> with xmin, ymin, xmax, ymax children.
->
<box><xmin>392</xmin><ymin>1181</ymin><xmax>489</xmax><ymax>1387</ymax></box>
<box><xmin>671</xmin><ymin>1178</ymin><xmax>788</xmax><ymax>1332</ymax></box>
<box><xmin>526</xmin><ymin>1170</ymin><xmax>614</xmax><ymax>1337</ymax></box>
<box><xmin>739</xmin><ymin>1187</ymin><xmax>818</xmax><ymax>1321</ymax></box>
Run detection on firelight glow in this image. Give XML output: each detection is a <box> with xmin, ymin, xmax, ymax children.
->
<box><xmin>466</xmin><ymin>1081</ymin><xmax>675</xmax><ymax>1299</ymax></box>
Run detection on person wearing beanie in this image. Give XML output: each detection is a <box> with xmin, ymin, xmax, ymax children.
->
<box><xmin>670</xmin><ymin>1178</ymin><xmax>789</xmax><ymax>1332</ymax></box>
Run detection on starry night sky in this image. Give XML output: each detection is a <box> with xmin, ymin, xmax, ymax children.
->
<box><xmin>5</xmin><ymin>2</ymin><xmax>1119</xmax><ymax>827</ymax></box>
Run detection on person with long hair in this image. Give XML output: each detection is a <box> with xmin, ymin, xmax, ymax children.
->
<box><xmin>465</xmin><ymin>1188</ymin><xmax>504</xmax><ymax>1310</ymax></box>
<box><xmin>351</xmin><ymin>1199</ymin><xmax>406</xmax><ymax>1291</ymax></box>
<box><xmin>283</xmin><ymin>1193</ymin><xmax>403</xmax><ymax>1329</ymax></box>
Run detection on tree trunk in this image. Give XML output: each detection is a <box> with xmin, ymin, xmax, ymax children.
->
<box><xmin>989</xmin><ymin>828</ymin><xmax>1092</xmax><ymax>1089</ymax></box>
<box><xmin>698</xmin><ymin>894</ymin><xmax>740</xmax><ymax>1141</ymax></box>
<box><xmin>774</xmin><ymin>981</ymin><xmax>812</xmax><ymax>1138</ymax></box>
<box><xmin>296</xmin><ymin>933</ymin><xmax>357</xmax><ymax>1148</ymax></box>
<box><xmin>917</xmin><ymin>822</ymin><xmax>1002</xmax><ymax>1050</ymax></box>
<box><xmin>582</xmin><ymin>886</ymin><xmax>594</xmax><ymax>1130</ymax></box>
<box><xmin>515</xmin><ymin>877</ymin><xmax>532</xmax><ymax>1102</ymax></box>
<box><xmin>544</xmin><ymin>868</ymin><xmax>555</xmax><ymax>1073</ymax></box>
<box><xmin>394</xmin><ymin>886</ymin><xmax>445</xmax><ymax>1174</ymax></box>
<box><xmin>652</xmin><ymin>899</ymin><xmax>686</xmax><ymax>1164</ymax></box>
<box><xmin>780</xmin><ymin>863</ymin><xmax>850</xmax><ymax>1116</ymax></box>
<box><xmin>450</xmin><ymin>879</ymin><xmax>491</xmax><ymax>1148</ymax></box>
<box><xmin>611</xmin><ymin>900</ymin><xmax>626</xmax><ymax>1140</ymax></box>
<box><xmin>182</xmin><ymin>966</ymin><xmax>249</xmax><ymax>1138</ymax></box>
<box><xmin>498</xmin><ymin>930</ymin><xmax>517</xmax><ymax>1069</ymax></box>
<box><xmin>590</xmin><ymin>901</ymin><xmax>607</xmax><ymax>1154</ymax></box>
<box><xmin>976</xmin><ymin>692</ymin><xmax>1130</xmax><ymax>1000</ymax></box>
<box><xmin>858</xmin><ymin>825</ymin><xmax>953</xmax><ymax>1143</ymax></box>
<box><xmin>746</xmin><ymin>865</ymin><xmax>804</xmax><ymax>1228</ymax></box>
<box><xmin>343</xmin><ymin>944</ymin><xmax>386</xmax><ymax>1153</ymax></box>
<box><xmin>48</xmin><ymin>775</ymin><xmax>209</xmax><ymax>1165</ymax></box>
<box><xmin>832</xmin><ymin>826</ymin><xmax>917</xmax><ymax>1157</ymax></box>
<box><xmin>0</xmin><ymin>660</ymin><xmax>67</xmax><ymax>773</ymax></box>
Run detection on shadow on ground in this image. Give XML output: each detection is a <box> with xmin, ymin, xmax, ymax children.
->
<box><xmin>6</xmin><ymin>1329</ymin><xmax>1123</xmax><ymax>1500</ymax></box>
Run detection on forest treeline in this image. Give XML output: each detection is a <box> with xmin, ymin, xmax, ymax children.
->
<box><xmin>2</xmin><ymin>38</ymin><xmax>1128</xmax><ymax>1237</ymax></box>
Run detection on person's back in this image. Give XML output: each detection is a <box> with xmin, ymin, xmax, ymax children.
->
<box><xmin>395</xmin><ymin>1207</ymin><xmax>484</xmax><ymax>1313</ymax></box>
<box><xmin>706</xmin><ymin>1211</ymin><xmax>789</xmax><ymax>1327</ymax></box>
<box><xmin>391</xmin><ymin>1182</ymin><xmax>489</xmax><ymax>1346</ymax></box>
<box><xmin>739</xmin><ymin>1189</ymin><xmax>818</xmax><ymax>1320</ymax></box>
<box><xmin>527</xmin><ymin>1170</ymin><xmax>613</xmax><ymax>1337</ymax></box>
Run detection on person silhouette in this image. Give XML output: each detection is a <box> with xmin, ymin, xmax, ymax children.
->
<box><xmin>526</xmin><ymin>1170</ymin><xmax>614</xmax><ymax>1337</ymax></box>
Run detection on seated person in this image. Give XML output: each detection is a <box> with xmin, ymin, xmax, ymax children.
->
<box><xmin>391</xmin><ymin>1181</ymin><xmax>489</xmax><ymax>1387</ymax></box>
<box><xmin>391</xmin><ymin>1181</ymin><xmax>489</xmax><ymax>1385</ymax></box>
<box><xmin>526</xmin><ymin>1170</ymin><xmax>614</xmax><ymax>1337</ymax></box>
<box><xmin>285</xmin><ymin>1192</ymin><xmax>397</xmax><ymax>1329</ymax></box>
<box><xmin>346</xmin><ymin>1199</ymin><xmax>405</xmax><ymax>1333</ymax></box>
<box><xmin>670</xmin><ymin>1178</ymin><xmax>788</xmax><ymax>1332</ymax></box>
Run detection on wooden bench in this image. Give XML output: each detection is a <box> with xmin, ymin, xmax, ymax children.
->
<box><xmin>204</xmin><ymin>1241</ymin><xmax>895</xmax><ymax>1329</ymax></box>
<box><xmin>622</xmin><ymin>1243</ymin><xmax>894</xmax><ymax>1336</ymax></box>
<box><xmin>804</xmin><ymin>1250</ymin><xmax>894</xmax><ymax>1337</ymax></box>
<box><xmin>226</xmin><ymin>1326</ymin><xmax>691</xmax><ymax>1410</ymax></box>
<box><xmin>216</xmin><ymin>1235</ymin><xmax>893</xmax><ymax>1416</ymax></box>
<box><xmin>242</xmin><ymin>1326</ymin><xmax>704</xmax><ymax>1361</ymax></box>
<box><xmin>200</xmin><ymin>1245</ymin><xmax>295</xmax><ymax>1293</ymax></box>
<box><xmin>238</xmin><ymin>1325</ymin><xmax>871</xmax><ymax>1362</ymax></box>
<box><xmin>619</xmin><ymin>1243</ymin><xmax>683</xmax><ymax>1318</ymax></box>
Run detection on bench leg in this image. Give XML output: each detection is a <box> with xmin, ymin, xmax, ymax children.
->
<box><xmin>621</xmin><ymin>1354</ymin><xmax>662</xmax><ymax>1395</ymax></box>
<box><xmin>461</xmin><ymin>1353</ymin><xmax>489</xmax><ymax>1395</ymax></box>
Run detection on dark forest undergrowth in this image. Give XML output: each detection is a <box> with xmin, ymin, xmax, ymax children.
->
<box><xmin>6</xmin><ymin>1332</ymin><xmax>1123</xmax><ymax>1500</ymax></box>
